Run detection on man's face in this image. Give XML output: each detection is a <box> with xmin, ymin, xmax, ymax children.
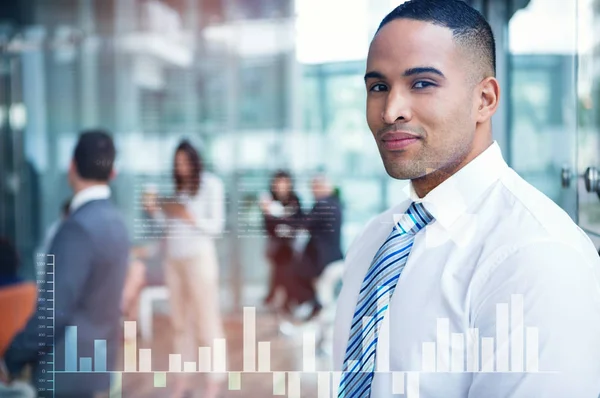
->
<box><xmin>366</xmin><ymin>19</ymin><xmax>480</xmax><ymax>181</ymax></box>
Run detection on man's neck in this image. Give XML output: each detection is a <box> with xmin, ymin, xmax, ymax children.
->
<box><xmin>411</xmin><ymin>139</ymin><xmax>493</xmax><ymax>198</ymax></box>
<box><xmin>72</xmin><ymin>181</ymin><xmax>108</xmax><ymax>196</ymax></box>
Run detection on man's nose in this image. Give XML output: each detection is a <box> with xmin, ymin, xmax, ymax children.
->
<box><xmin>381</xmin><ymin>89</ymin><xmax>412</xmax><ymax>124</ymax></box>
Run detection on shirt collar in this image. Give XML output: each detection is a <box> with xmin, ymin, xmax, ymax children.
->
<box><xmin>407</xmin><ymin>141</ymin><xmax>508</xmax><ymax>230</ymax></box>
<box><xmin>70</xmin><ymin>185</ymin><xmax>111</xmax><ymax>214</ymax></box>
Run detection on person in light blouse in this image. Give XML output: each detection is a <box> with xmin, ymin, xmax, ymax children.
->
<box><xmin>145</xmin><ymin>140</ymin><xmax>226</xmax><ymax>398</ymax></box>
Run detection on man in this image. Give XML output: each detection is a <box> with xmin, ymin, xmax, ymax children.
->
<box><xmin>6</xmin><ymin>130</ymin><xmax>130</xmax><ymax>397</ymax></box>
<box><xmin>290</xmin><ymin>174</ymin><xmax>343</xmax><ymax>320</ymax></box>
<box><xmin>333</xmin><ymin>1</ymin><xmax>600</xmax><ymax>397</ymax></box>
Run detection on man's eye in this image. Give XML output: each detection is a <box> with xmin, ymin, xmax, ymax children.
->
<box><xmin>413</xmin><ymin>81</ymin><xmax>435</xmax><ymax>89</ymax></box>
<box><xmin>369</xmin><ymin>84</ymin><xmax>388</xmax><ymax>92</ymax></box>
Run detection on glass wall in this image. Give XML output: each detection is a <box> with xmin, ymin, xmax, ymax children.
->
<box><xmin>508</xmin><ymin>0</ymin><xmax>579</xmax><ymax>216</ymax></box>
<box><xmin>1</xmin><ymin>0</ymin><xmax>410</xmax><ymax>310</ymax></box>
<box><xmin>4</xmin><ymin>0</ymin><xmax>593</xmax><ymax>310</ymax></box>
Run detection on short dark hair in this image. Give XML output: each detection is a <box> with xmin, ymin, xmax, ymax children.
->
<box><xmin>378</xmin><ymin>0</ymin><xmax>496</xmax><ymax>79</ymax></box>
<box><xmin>0</xmin><ymin>237</ymin><xmax>19</xmax><ymax>277</ymax></box>
<box><xmin>73</xmin><ymin>130</ymin><xmax>116</xmax><ymax>181</ymax></box>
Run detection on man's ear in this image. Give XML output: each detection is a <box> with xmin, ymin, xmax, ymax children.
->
<box><xmin>109</xmin><ymin>168</ymin><xmax>117</xmax><ymax>181</ymax></box>
<box><xmin>69</xmin><ymin>160</ymin><xmax>77</xmax><ymax>176</ymax></box>
<box><xmin>476</xmin><ymin>77</ymin><xmax>500</xmax><ymax>123</ymax></box>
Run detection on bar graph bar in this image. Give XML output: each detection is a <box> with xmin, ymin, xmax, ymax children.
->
<box><xmin>169</xmin><ymin>354</ymin><xmax>181</xmax><ymax>372</ymax></box>
<box><xmin>451</xmin><ymin>333</ymin><xmax>464</xmax><ymax>372</ymax></box>
<box><xmin>229</xmin><ymin>372</ymin><xmax>241</xmax><ymax>390</ymax></box>
<box><xmin>376</xmin><ymin>287</ymin><xmax>391</xmax><ymax>372</ymax></box>
<box><xmin>481</xmin><ymin>337</ymin><xmax>494</xmax><ymax>372</ymax></box>
<box><xmin>407</xmin><ymin>372</ymin><xmax>420</xmax><ymax>398</ymax></box>
<box><xmin>124</xmin><ymin>321</ymin><xmax>137</xmax><ymax>372</ymax></box>
<box><xmin>199</xmin><ymin>347</ymin><xmax>212</xmax><ymax>372</ymax></box>
<box><xmin>183</xmin><ymin>361</ymin><xmax>196</xmax><ymax>372</ymax></box>
<box><xmin>422</xmin><ymin>342</ymin><xmax>436</xmax><ymax>372</ymax></box>
<box><xmin>511</xmin><ymin>294</ymin><xmax>524</xmax><ymax>372</ymax></box>
<box><xmin>110</xmin><ymin>372</ymin><xmax>122</xmax><ymax>398</ymax></box>
<box><xmin>79</xmin><ymin>357</ymin><xmax>92</xmax><ymax>372</ymax></box>
<box><xmin>65</xmin><ymin>326</ymin><xmax>77</xmax><ymax>372</ymax></box>
<box><xmin>288</xmin><ymin>372</ymin><xmax>301</xmax><ymax>398</ymax></box>
<box><xmin>496</xmin><ymin>303</ymin><xmax>509</xmax><ymax>371</ymax></box>
<box><xmin>466</xmin><ymin>328</ymin><xmax>479</xmax><ymax>372</ymax></box>
<box><xmin>392</xmin><ymin>372</ymin><xmax>405</xmax><ymax>394</ymax></box>
<box><xmin>258</xmin><ymin>342</ymin><xmax>270</xmax><ymax>372</ymax></box>
<box><xmin>139</xmin><ymin>349</ymin><xmax>152</xmax><ymax>372</ymax></box>
<box><xmin>243</xmin><ymin>307</ymin><xmax>256</xmax><ymax>372</ymax></box>
<box><xmin>94</xmin><ymin>340</ymin><xmax>106</xmax><ymax>372</ymax></box>
<box><xmin>303</xmin><ymin>332</ymin><xmax>316</xmax><ymax>372</ymax></box>
<box><xmin>317</xmin><ymin>372</ymin><xmax>330</xmax><ymax>398</ymax></box>
<box><xmin>436</xmin><ymin>318</ymin><xmax>449</xmax><ymax>372</ymax></box>
<box><xmin>154</xmin><ymin>372</ymin><xmax>166</xmax><ymax>388</ymax></box>
<box><xmin>526</xmin><ymin>327</ymin><xmax>539</xmax><ymax>372</ymax></box>
<box><xmin>273</xmin><ymin>372</ymin><xmax>286</xmax><ymax>395</ymax></box>
<box><xmin>214</xmin><ymin>338</ymin><xmax>227</xmax><ymax>372</ymax></box>
<box><xmin>332</xmin><ymin>372</ymin><xmax>342</xmax><ymax>397</ymax></box>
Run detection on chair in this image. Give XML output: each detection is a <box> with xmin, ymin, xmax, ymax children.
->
<box><xmin>0</xmin><ymin>282</ymin><xmax>37</xmax><ymax>398</ymax></box>
<box><xmin>314</xmin><ymin>260</ymin><xmax>345</xmax><ymax>354</ymax></box>
<box><xmin>0</xmin><ymin>283</ymin><xmax>37</xmax><ymax>357</ymax></box>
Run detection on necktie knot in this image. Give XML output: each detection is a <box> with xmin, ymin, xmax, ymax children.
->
<box><xmin>395</xmin><ymin>201</ymin><xmax>434</xmax><ymax>235</ymax></box>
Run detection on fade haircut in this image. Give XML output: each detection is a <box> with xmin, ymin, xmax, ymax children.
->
<box><xmin>73</xmin><ymin>129</ymin><xmax>116</xmax><ymax>182</ymax></box>
<box><xmin>377</xmin><ymin>0</ymin><xmax>496</xmax><ymax>81</ymax></box>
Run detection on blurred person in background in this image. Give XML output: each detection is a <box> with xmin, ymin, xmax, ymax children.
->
<box><xmin>39</xmin><ymin>198</ymin><xmax>71</xmax><ymax>255</ymax></box>
<box><xmin>120</xmin><ymin>257</ymin><xmax>147</xmax><ymax>322</ymax></box>
<box><xmin>288</xmin><ymin>173</ymin><xmax>343</xmax><ymax>321</ymax></box>
<box><xmin>6</xmin><ymin>130</ymin><xmax>130</xmax><ymax>397</ymax></box>
<box><xmin>145</xmin><ymin>139</ymin><xmax>225</xmax><ymax>398</ymax></box>
<box><xmin>260</xmin><ymin>170</ymin><xmax>303</xmax><ymax>310</ymax></box>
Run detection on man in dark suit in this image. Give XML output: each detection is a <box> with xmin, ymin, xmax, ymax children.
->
<box><xmin>288</xmin><ymin>174</ymin><xmax>343</xmax><ymax>320</ymax></box>
<box><xmin>6</xmin><ymin>130</ymin><xmax>130</xmax><ymax>397</ymax></box>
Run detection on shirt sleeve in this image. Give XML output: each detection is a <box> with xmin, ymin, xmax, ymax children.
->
<box><xmin>187</xmin><ymin>175</ymin><xmax>225</xmax><ymax>237</ymax></box>
<box><xmin>467</xmin><ymin>240</ymin><xmax>600</xmax><ymax>398</ymax></box>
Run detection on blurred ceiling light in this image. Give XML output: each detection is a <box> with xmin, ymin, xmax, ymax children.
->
<box><xmin>509</xmin><ymin>0</ymin><xmax>593</xmax><ymax>54</ymax></box>
<box><xmin>295</xmin><ymin>0</ymin><xmax>370</xmax><ymax>64</ymax></box>
<box><xmin>203</xmin><ymin>19</ymin><xmax>296</xmax><ymax>57</ymax></box>
<box><xmin>9</xmin><ymin>103</ymin><xmax>27</xmax><ymax>130</ymax></box>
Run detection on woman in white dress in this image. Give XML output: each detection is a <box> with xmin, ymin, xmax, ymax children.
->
<box><xmin>148</xmin><ymin>140</ymin><xmax>226</xmax><ymax>398</ymax></box>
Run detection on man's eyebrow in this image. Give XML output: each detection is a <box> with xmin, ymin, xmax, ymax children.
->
<box><xmin>364</xmin><ymin>67</ymin><xmax>446</xmax><ymax>82</ymax></box>
<box><xmin>364</xmin><ymin>71</ymin><xmax>386</xmax><ymax>82</ymax></box>
<box><xmin>403</xmin><ymin>67</ymin><xmax>445</xmax><ymax>78</ymax></box>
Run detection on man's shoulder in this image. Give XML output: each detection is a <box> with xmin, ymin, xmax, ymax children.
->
<box><xmin>493</xmin><ymin>168</ymin><xmax>590</xmax><ymax>250</ymax></box>
<box><xmin>68</xmin><ymin>200</ymin><xmax>128</xmax><ymax>239</ymax></box>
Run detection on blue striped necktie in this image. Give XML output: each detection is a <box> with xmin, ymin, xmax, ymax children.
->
<box><xmin>338</xmin><ymin>202</ymin><xmax>434</xmax><ymax>398</ymax></box>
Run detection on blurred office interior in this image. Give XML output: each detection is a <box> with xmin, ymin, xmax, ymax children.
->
<box><xmin>0</xmin><ymin>0</ymin><xmax>599</xmax><ymax>341</ymax></box>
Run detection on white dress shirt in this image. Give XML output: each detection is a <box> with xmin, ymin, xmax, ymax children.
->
<box><xmin>333</xmin><ymin>142</ymin><xmax>600</xmax><ymax>397</ymax></box>
<box><xmin>165</xmin><ymin>171</ymin><xmax>225</xmax><ymax>259</ymax></box>
<box><xmin>69</xmin><ymin>185</ymin><xmax>111</xmax><ymax>214</ymax></box>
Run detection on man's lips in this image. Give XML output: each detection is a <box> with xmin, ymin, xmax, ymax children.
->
<box><xmin>380</xmin><ymin>131</ymin><xmax>421</xmax><ymax>150</ymax></box>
